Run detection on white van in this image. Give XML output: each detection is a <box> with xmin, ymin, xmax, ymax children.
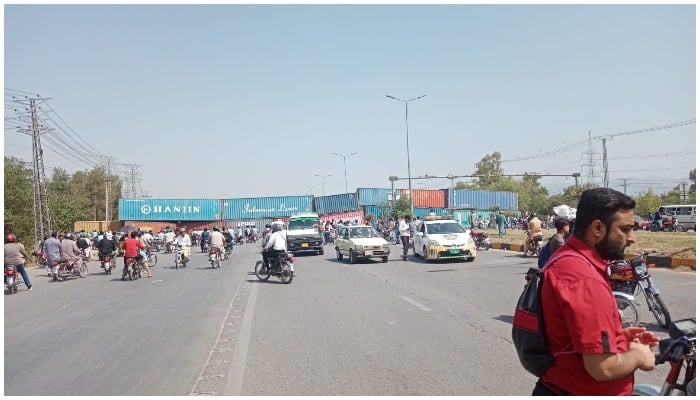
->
<box><xmin>658</xmin><ymin>205</ymin><xmax>696</xmax><ymax>231</ymax></box>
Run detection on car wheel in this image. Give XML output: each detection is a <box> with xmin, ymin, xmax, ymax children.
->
<box><xmin>349</xmin><ymin>251</ymin><xmax>356</xmax><ymax>264</ymax></box>
<box><xmin>382</xmin><ymin>256</ymin><xmax>388</xmax><ymax>263</ymax></box>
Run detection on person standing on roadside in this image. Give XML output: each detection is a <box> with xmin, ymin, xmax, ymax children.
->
<box><xmin>495</xmin><ymin>211</ymin><xmax>505</xmax><ymax>238</ymax></box>
<box><xmin>399</xmin><ymin>215</ymin><xmax>411</xmax><ymax>261</ymax></box>
<box><xmin>534</xmin><ymin>188</ymin><xmax>659</xmax><ymax>395</ymax></box>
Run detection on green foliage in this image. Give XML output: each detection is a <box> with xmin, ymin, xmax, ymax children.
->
<box><xmin>364</xmin><ymin>213</ymin><xmax>375</xmax><ymax>223</ymax></box>
<box><xmin>473</xmin><ymin>151</ymin><xmax>504</xmax><ymax>187</ymax></box>
<box><xmin>4</xmin><ymin>157</ymin><xmax>34</xmax><ymax>242</ymax></box>
<box><xmin>634</xmin><ymin>189</ymin><xmax>663</xmax><ymax>217</ymax></box>
<box><xmin>690</xmin><ymin>169</ymin><xmax>696</xmax><ymax>194</ymax></box>
<box><xmin>4</xmin><ymin>156</ymin><xmax>123</xmax><ymax>243</ymax></box>
<box><xmin>392</xmin><ymin>195</ymin><xmax>411</xmax><ymax>218</ymax></box>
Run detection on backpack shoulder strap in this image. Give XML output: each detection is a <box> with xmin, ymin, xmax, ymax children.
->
<box><xmin>541</xmin><ymin>251</ymin><xmax>593</xmax><ymax>272</ymax></box>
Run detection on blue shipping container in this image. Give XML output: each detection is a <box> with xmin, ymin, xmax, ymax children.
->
<box><xmin>356</xmin><ymin>188</ymin><xmax>393</xmax><ymax>206</ymax></box>
<box><xmin>223</xmin><ymin>196</ymin><xmax>313</xmax><ymax>219</ymax></box>
<box><xmin>447</xmin><ymin>189</ymin><xmax>519</xmax><ymax>211</ymax></box>
<box><xmin>363</xmin><ymin>205</ymin><xmax>394</xmax><ymax>220</ymax></box>
<box><xmin>313</xmin><ymin>193</ymin><xmax>359</xmax><ymax>215</ymax></box>
<box><xmin>119</xmin><ymin>198</ymin><xmax>221</xmax><ymax>221</ymax></box>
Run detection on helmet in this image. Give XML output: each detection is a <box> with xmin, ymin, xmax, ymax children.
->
<box><xmin>530</xmin><ymin>213</ymin><xmax>537</xmax><ymax>219</ymax></box>
<box><xmin>5</xmin><ymin>234</ymin><xmax>17</xmax><ymax>243</ymax></box>
<box><xmin>213</xmin><ymin>225</ymin><xmax>220</xmax><ymax>231</ymax></box>
<box><xmin>106</xmin><ymin>233</ymin><xmax>113</xmax><ymax>240</ymax></box>
<box><xmin>272</xmin><ymin>224</ymin><xmax>282</xmax><ymax>233</ymax></box>
<box><xmin>65</xmin><ymin>233</ymin><xmax>73</xmax><ymax>240</ymax></box>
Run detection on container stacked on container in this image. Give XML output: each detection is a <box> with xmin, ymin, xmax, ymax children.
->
<box><xmin>398</xmin><ymin>189</ymin><xmax>448</xmax><ymax>208</ymax></box>
<box><xmin>447</xmin><ymin>189</ymin><xmax>518</xmax><ymax>211</ymax></box>
<box><xmin>222</xmin><ymin>196</ymin><xmax>313</xmax><ymax>220</ymax></box>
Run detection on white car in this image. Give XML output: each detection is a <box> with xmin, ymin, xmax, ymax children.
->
<box><xmin>335</xmin><ymin>225</ymin><xmax>390</xmax><ymax>264</ymax></box>
<box><xmin>412</xmin><ymin>216</ymin><xmax>476</xmax><ymax>262</ymax></box>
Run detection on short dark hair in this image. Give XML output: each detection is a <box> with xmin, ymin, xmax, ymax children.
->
<box><xmin>573</xmin><ymin>188</ymin><xmax>635</xmax><ymax>240</ymax></box>
<box><xmin>554</xmin><ymin>218</ymin><xmax>570</xmax><ymax>231</ymax></box>
<box><xmin>130</xmin><ymin>231</ymin><xmax>138</xmax><ymax>238</ymax></box>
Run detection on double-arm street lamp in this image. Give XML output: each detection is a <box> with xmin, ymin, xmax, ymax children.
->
<box><xmin>385</xmin><ymin>94</ymin><xmax>427</xmax><ymax>218</ymax></box>
<box><xmin>331</xmin><ymin>152</ymin><xmax>356</xmax><ymax>193</ymax></box>
<box><xmin>314</xmin><ymin>174</ymin><xmax>332</xmax><ymax>196</ymax></box>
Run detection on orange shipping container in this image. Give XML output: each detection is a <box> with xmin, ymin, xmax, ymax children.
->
<box><xmin>399</xmin><ymin>189</ymin><xmax>447</xmax><ymax>208</ymax></box>
<box><xmin>122</xmin><ymin>221</ymin><xmax>178</xmax><ymax>233</ymax></box>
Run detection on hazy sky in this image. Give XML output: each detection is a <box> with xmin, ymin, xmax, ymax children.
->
<box><xmin>4</xmin><ymin>4</ymin><xmax>696</xmax><ymax>199</ymax></box>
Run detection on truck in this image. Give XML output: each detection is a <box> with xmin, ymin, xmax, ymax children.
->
<box><xmin>286</xmin><ymin>212</ymin><xmax>324</xmax><ymax>256</ymax></box>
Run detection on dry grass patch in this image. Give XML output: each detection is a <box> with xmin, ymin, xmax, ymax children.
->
<box><xmin>488</xmin><ymin>228</ymin><xmax>696</xmax><ymax>258</ymax></box>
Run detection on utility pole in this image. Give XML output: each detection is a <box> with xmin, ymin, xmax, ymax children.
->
<box><xmin>602</xmin><ymin>138</ymin><xmax>609</xmax><ymax>188</ymax></box>
<box><xmin>621</xmin><ymin>178</ymin><xmax>628</xmax><ymax>195</ymax></box>
<box><xmin>15</xmin><ymin>97</ymin><xmax>53</xmax><ymax>249</ymax></box>
<box><xmin>681</xmin><ymin>181</ymin><xmax>688</xmax><ymax>203</ymax></box>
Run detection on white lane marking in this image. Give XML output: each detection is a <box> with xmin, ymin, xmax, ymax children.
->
<box><xmin>223</xmin><ymin>281</ymin><xmax>258</xmax><ymax>395</ymax></box>
<box><xmin>399</xmin><ymin>295</ymin><xmax>432</xmax><ymax>312</ymax></box>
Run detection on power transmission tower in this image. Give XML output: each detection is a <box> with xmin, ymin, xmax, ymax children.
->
<box><xmin>15</xmin><ymin>97</ymin><xmax>53</xmax><ymax>248</ymax></box>
<box><xmin>581</xmin><ymin>130</ymin><xmax>601</xmax><ymax>186</ymax></box>
<box><xmin>121</xmin><ymin>163</ymin><xmax>142</xmax><ymax>198</ymax></box>
<box><xmin>602</xmin><ymin>138</ymin><xmax>609</xmax><ymax>188</ymax></box>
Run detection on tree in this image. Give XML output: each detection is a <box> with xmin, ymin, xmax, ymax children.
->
<box><xmin>47</xmin><ymin>167</ymin><xmax>79</xmax><ymax>232</ymax></box>
<box><xmin>689</xmin><ymin>169</ymin><xmax>696</xmax><ymax>194</ymax></box>
<box><xmin>4</xmin><ymin>157</ymin><xmax>34</xmax><ymax>242</ymax></box>
<box><xmin>473</xmin><ymin>151</ymin><xmax>504</xmax><ymax>187</ymax></box>
<box><xmin>634</xmin><ymin>189</ymin><xmax>662</xmax><ymax>218</ymax></box>
<box><xmin>392</xmin><ymin>195</ymin><xmax>411</xmax><ymax>218</ymax></box>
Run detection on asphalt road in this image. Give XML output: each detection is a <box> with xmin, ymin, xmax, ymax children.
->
<box><xmin>4</xmin><ymin>243</ymin><xmax>696</xmax><ymax>395</ymax></box>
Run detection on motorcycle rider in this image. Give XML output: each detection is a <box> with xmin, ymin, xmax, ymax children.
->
<box><xmin>200</xmin><ymin>227</ymin><xmax>211</xmax><ymax>252</ymax></box>
<box><xmin>209</xmin><ymin>225</ymin><xmax>227</xmax><ymax>260</ymax></box>
<box><xmin>222</xmin><ymin>227</ymin><xmax>234</xmax><ymax>252</ymax></box>
<box><xmin>236</xmin><ymin>226</ymin><xmax>244</xmax><ymax>244</ymax></box>
<box><xmin>5</xmin><ymin>234</ymin><xmax>32</xmax><ymax>291</ymax></box>
<box><xmin>43</xmin><ymin>231</ymin><xmax>62</xmax><ymax>277</ymax></box>
<box><xmin>58</xmin><ymin>233</ymin><xmax>82</xmax><ymax>281</ymax></box>
<box><xmin>524</xmin><ymin>212</ymin><xmax>543</xmax><ymax>255</ymax></box>
<box><xmin>77</xmin><ymin>232</ymin><xmax>91</xmax><ymax>260</ymax></box>
<box><xmin>174</xmin><ymin>227</ymin><xmax>192</xmax><ymax>263</ymax></box>
<box><xmin>137</xmin><ymin>231</ymin><xmax>153</xmax><ymax>278</ymax></box>
<box><xmin>98</xmin><ymin>231</ymin><xmax>118</xmax><ymax>268</ymax></box>
<box><xmin>122</xmin><ymin>231</ymin><xmax>146</xmax><ymax>280</ymax></box>
<box><xmin>263</xmin><ymin>223</ymin><xmax>293</xmax><ymax>274</ymax></box>
<box><xmin>164</xmin><ymin>228</ymin><xmax>176</xmax><ymax>252</ymax></box>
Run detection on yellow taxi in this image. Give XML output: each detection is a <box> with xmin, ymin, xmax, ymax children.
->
<box><xmin>335</xmin><ymin>225</ymin><xmax>390</xmax><ymax>264</ymax></box>
<box><xmin>413</xmin><ymin>215</ymin><xmax>476</xmax><ymax>262</ymax></box>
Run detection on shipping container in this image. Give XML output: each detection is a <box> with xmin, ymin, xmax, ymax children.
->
<box><xmin>356</xmin><ymin>188</ymin><xmax>394</xmax><ymax>206</ymax></box>
<box><xmin>362</xmin><ymin>205</ymin><xmax>394</xmax><ymax>221</ymax></box>
<box><xmin>222</xmin><ymin>196</ymin><xmax>313</xmax><ymax>219</ymax></box>
<box><xmin>119</xmin><ymin>198</ymin><xmax>221</xmax><ymax>221</ymax></box>
<box><xmin>399</xmin><ymin>189</ymin><xmax>448</xmax><ymax>208</ymax></box>
<box><xmin>73</xmin><ymin>220</ymin><xmax>121</xmax><ymax>233</ymax></box>
<box><xmin>412</xmin><ymin>207</ymin><xmax>451</xmax><ymax>219</ymax></box>
<box><xmin>224</xmin><ymin>218</ymin><xmax>286</xmax><ymax>230</ymax></box>
<box><xmin>179</xmin><ymin>221</ymin><xmax>222</xmax><ymax>232</ymax></box>
<box><xmin>319</xmin><ymin>210</ymin><xmax>366</xmax><ymax>225</ymax></box>
<box><xmin>447</xmin><ymin>189</ymin><xmax>518</xmax><ymax>211</ymax></box>
<box><xmin>121</xmin><ymin>221</ymin><xmax>179</xmax><ymax>233</ymax></box>
<box><xmin>450</xmin><ymin>210</ymin><xmax>495</xmax><ymax>228</ymax></box>
<box><xmin>313</xmin><ymin>193</ymin><xmax>359</xmax><ymax>215</ymax></box>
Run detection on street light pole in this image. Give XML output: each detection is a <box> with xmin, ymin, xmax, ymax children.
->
<box><xmin>314</xmin><ymin>174</ymin><xmax>332</xmax><ymax>196</ymax></box>
<box><xmin>331</xmin><ymin>152</ymin><xmax>356</xmax><ymax>193</ymax></box>
<box><xmin>386</xmin><ymin>94</ymin><xmax>427</xmax><ymax>218</ymax></box>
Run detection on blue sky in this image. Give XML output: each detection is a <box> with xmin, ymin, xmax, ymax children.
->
<box><xmin>4</xmin><ymin>4</ymin><xmax>696</xmax><ymax>199</ymax></box>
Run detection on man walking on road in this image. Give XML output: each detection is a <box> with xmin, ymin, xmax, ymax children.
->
<box><xmin>399</xmin><ymin>215</ymin><xmax>411</xmax><ymax>261</ymax></box>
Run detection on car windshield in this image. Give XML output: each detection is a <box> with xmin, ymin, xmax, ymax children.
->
<box><xmin>350</xmin><ymin>227</ymin><xmax>381</xmax><ymax>239</ymax></box>
<box><xmin>288</xmin><ymin>218</ymin><xmax>318</xmax><ymax>231</ymax></box>
<box><xmin>427</xmin><ymin>222</ymin><xmax>466</xmax><ymax>234</ymax></box>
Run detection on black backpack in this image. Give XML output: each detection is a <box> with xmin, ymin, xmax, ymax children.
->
<box><xmin>512</xmin><ymin>253</ymin><xmax>587</xmax><ymax>376</ymax></box>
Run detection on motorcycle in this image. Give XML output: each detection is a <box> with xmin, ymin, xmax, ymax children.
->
<box><xmin>523</xmin><ymin>230</ymin><xmax>543</xmax><ymax>256</ymax></box>
<box><xmin>201</xmin><ymin>239</ymin><xmax>210</xmax><ymax>253</ymax></box>
<box><xmin>122</xmin><ymin>256</ymin><xmax>142</xmax><ymax>280</ymax></box>
<box><xmin>610</xmin><ymin>252</ymin><xmax>672</xmax><ymax>329</ymax></box>
<box><xmin>209</xmin><ymin>248</ymin><xmax>223</xmax><ymax>269</ymax></box>
<box><xmin>33</xmin><ymin>250</ymin><xmax>47</xmax><ymax>268</ymax></box>
<box><xmin>246</xmin><ymin>234</ymin><xmax>258</xmax><ymax>243</ymax></box>
<box><xmin>651</xmin><ymin>216</ymin><xmax>688</xmax><ymax>232</ymax></box>
<box><xmin>100</xmin><ymin>254</ymin><xmax>116</xmax><ymax>275</ymax></box>
<box><xmin>52</xmin><ymin>258</ymin><xmax>88</xmax><ymax>282</ymax></box>
<box><xmin>151</xmin><ymin>239</ymin><xmax>163</xmax><ymax>253</ymax></box>
<box><xmin>471</xmin><ymin>230</ymin><xmax>491</xmax><ymax>250</ymax></box>
<box><xmin>633</xmin><ymin>318</ymin><xmax>696</xmax><ymax>396</ymax></box>
<box><xmin>5</xmin><ymin>265</ymin><xmax>21</xmax><ymax>294</ymax></box>
<box><xmin>235</xmin><ymin>235</ymin><xmax>245</xmax><ymax>245</ymax></box>
<box><xmin>254</xmin><ymin>251</ymin><xmax>294</xmax><ymax>284</ymax></box>
<box><xmin>174</xmin><ymin>245</ymin><xmax>187</xmax><ymax>269</ymax></box>
<box><xmin>145</xmin><ymin>249</ymin><xmax>158</xmax><ymax>268</ymax></box>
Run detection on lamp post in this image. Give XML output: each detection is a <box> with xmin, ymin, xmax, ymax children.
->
<box><xmin>314</xmin><ymin>174</ymin><xmax>332</xmax><ymax>196</ymax></box>
<box><xmin>331</xmin><ymin>152</ymin><xmax>356</xmax><ymax>193</ymax></box>
<box><xmin>386</xmin><ymin>94</ymin><xmax>427</xmax><ymax>218</ymax></box>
